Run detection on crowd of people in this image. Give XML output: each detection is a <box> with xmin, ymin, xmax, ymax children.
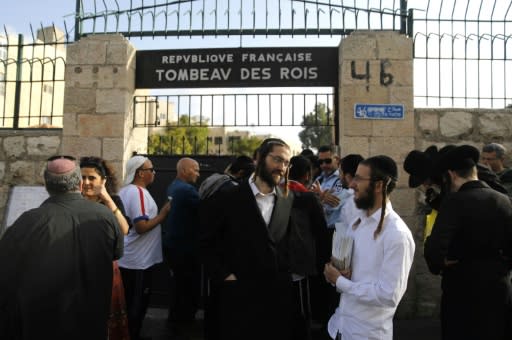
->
<box><xmin>0</xmin><ymin>140</ymin><xmax>511</xmax><ymax>340</ymax></box>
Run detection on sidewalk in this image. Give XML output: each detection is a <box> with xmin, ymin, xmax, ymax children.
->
<box><xmin>141</xmin><ymin>307</ymin><xmax>441</xmax><ymax>340</ymax></box>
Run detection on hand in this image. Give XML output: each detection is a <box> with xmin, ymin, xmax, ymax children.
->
<box><xmin>310</xmin><ymin>180</ymin><xmax>322</xmax><ymax>194</ymax></box>
<box><xmin>443</xmin><ymin>258</ymin><xmax>459</xmax><ymax>267</ymax></box>
<box><xmin>322</xmin><ymin>190</ymin><xmax>341</xmax><ymax>207</ymax></box>
<box><xmin>324</xmin><ymin>263</ymin><xmax>341</xmax><ymax>285</ymax></box>
<box><xmin>97</xmin><ymin>183</ymin><xmax>111</xmax><ymax>203</ymax></box>
<box><xmin>224</xmin><ymin>273</ymin><xmax>237</xmax><ymax>281</ymax></box>
<box><xmin>324</xmin><ymin>262</ymin><xmax>351</xmax><ymax>285</ymax></box>
<box><xmin>161</xmin><ymin>201</ymin><xmax>171</xmax><ymax>215</ymax></box>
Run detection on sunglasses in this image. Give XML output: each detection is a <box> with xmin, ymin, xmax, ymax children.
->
<box><xmin>138</xmin><ymin>167</ymin><xmax>155</xmax><ymax>173</ymax></box>
<box><xmin>47</xmin><ymin>155</ymin><xmax>76</xmax><ymax>161</ymax></box>
<box><xmin>318</xmin><ymin>158</ymin><xmax>333</xmax><ymax>165</ymax></box>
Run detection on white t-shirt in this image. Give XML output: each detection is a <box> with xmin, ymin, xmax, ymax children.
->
<box><xmin>118</xmin><ymin>184</ymin><xmax>163</xmax><ymax>270</ymax></box>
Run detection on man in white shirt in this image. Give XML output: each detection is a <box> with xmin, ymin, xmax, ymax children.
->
<box><xmin>335</xmin><ymin>154</ymin><xmax>364</xmax><ymax>236</ymax></box>
<box><xmin>118</xmin><ymin>155</ymin><xmax>171</xmax><ymax>340</ymax></box>
<box><xmin>324</xmin><ymin>155</ymin><xmax>415</xmax><ymax>340</ymax></box>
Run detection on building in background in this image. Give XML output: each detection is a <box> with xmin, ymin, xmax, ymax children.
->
<box><xmin>0</xmin><ymin>27</ymin><xmax>66</xmax><ymax>128</ymax></box>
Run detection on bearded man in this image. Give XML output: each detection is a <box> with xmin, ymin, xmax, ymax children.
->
<box><xmin>200</xmin><ymin>138</ymin><xmax>295</xmax><ymax>340</ymax></box>
<box><xmin>324</xmin><ymin>155</ymin><xmax>415</xmax><ymax>340</ymax></box>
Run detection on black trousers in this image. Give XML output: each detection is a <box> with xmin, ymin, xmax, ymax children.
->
<box><xmin>119</xmin><ymin>266</ymin><xmax>154</xmax><ymax>340</ymax></box>
<box><xmin>292</xmin><ymin>278</ymin><xmax>313</xmax><ymax>340</ymax></box>
<box><xmin>164</xmin><ymin>248</ymin><xmax>201</xmax><ymax>322</ymax></box>
<box><xmin>217</xmin><ymin>275</ymin><xmax>293</xmax><ymax>340</ymax></box>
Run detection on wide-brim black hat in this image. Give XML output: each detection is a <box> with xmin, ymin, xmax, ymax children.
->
<box><xmin>403</xmin><ymin>145</ymin><xmax>438</xmax><ymax>188</ymax></box>
<box><xmin>435</xmin><ymin>144</ymin><xmax>480</xmax><ymax>173</ymax></box>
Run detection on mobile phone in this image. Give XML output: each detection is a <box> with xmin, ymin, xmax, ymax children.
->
<box><xmin>168</xmin><ymin>196</ymin><xmax>173</xmax><ymax>202</ymax></box>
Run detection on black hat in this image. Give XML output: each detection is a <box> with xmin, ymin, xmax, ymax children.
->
<box><xmin>436</xmin><ymin>145</ymin><xmax>479</xmax><ymax>173</ymax></box>
<box><xmin>403</xmin><ymin>145</ymin><xmax>438</xmax><ymax>188</ymax></box>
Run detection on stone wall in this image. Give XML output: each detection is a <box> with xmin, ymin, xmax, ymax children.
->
<box><xmin>62</xmin><ymin>34</ymin><xmax>147</xmax><ymax>180</ymax></box>
<box><xmin>0</xmin><ymin>129</ymin><xmax>62</xmax><ymax>234</ymax></box>
<box><xmin>416</xmin><ymin>108</ymin><xmax>512</xmax><ymax>159</ymax></box>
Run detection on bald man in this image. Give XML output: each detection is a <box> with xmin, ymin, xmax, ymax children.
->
<box><xmin>0</xmin><ymin>156</ymin><xmax>123</xmax><ymax>340</ymax></box>
<box><xmin>163</xmin><ymin>157</ymin><xmax>201</xmax><ymax>328</ymax></box>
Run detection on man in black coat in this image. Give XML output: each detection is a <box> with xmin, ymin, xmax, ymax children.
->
<box><xmin>200</xmin><ymin>138</ymin><xmax>294</xmax><ymax>340</ymax></box>
<box><xmin>287</xmin><ymin>155</ymin><xmax>331</xmax><ymax>340</ymax></box>
<box><xmin>424</xmin><ymin>145</ymin><xmax>512</xmax><ymax>340</ymax></box>
<box><xmin>0</xmin><ymin>156</ymin><xmax>123</xmax><ymax>340</ymax></box>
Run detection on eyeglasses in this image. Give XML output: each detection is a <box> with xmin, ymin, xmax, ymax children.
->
<box><xmin>267</xmin><ymin>154</ymin><xmax>290</xmax><ymax>167</ymax></box>
<box><xmin>318</xmin><ymin>158</ymin><xmax>333</xmax><ymax>165</ymax></box>
<box><xmin>47</xmin><ymin>155</ymin><xmax>76</xmax><ymax>161</ymax></box>
<box><xmin>138</xmin><ymin>167</ymin><xmax>155</xmax><ymax>173</ymax></box>
<box><xmin>352</xmin><ymin>175</ymin><xmax>372</xmax><ymax>183</ymax></box>
<box><xmin>481</xmin><ymin>157</ymin><xmax>497</xmax><ymax>161</ymax></box>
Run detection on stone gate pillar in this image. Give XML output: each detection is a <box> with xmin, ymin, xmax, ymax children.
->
<box><xmin>338</xmin><ymin>31</ymin><xmax>417</xmax><ymax>317</ymax></box>
<box><xmin>62</xmin><ymin>34</ymin><xmax>147</xmax><ymax>177</ymax></box>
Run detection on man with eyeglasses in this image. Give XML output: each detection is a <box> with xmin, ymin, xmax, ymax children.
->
<box><xmin>324</xmin><ymin>155</ymin><xmax>415</xmax><ymax>340</ymax></box>
<box><xmin>200</xmin><ymin>138</ymin><xmax>295</xmax><ymax>340</ymax></box>
<box><xmin>118</xmin><ymin>155</ymin><xmax>171</xmax><ymax>340</ymax></box>
<box><xmin>481</xmin><ymin>143</ymin><xmax>512</xmax><ymax>196</ymax></box>
<box><xmin>0</xmin><ymin>155</ymin><xmax>123</xmax><ymax>339</ymax></box>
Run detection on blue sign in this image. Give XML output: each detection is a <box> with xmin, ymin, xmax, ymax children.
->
<box><xmin>354</xmin><ymin>103</ymin><xmax>404</xmax><ymax>120</ymax></box>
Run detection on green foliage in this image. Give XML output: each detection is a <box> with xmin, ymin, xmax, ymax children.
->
<box><xmin>228</xmin><ymin>135</ymin><xmax>264</xmax><ymax>156</ymax></box>
<box><xmin>298</xmin><ymin>102</ymin><xmax>334</xmax><ymax>149</ymax></box>
<box><xmin>148</xmin><ymin>115</ymin><xmax>209</xmax><ymax>155</ymax></box>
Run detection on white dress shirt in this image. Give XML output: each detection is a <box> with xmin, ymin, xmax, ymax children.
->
<box><xmin>327</xmin><ymin>202</ymin><xmax>415</xmax><ymax>340</ymax></box>
<box><xmin>249</xmin><ymin>174</ymin><xmax>276</xmax><ymax>226</ymax></box>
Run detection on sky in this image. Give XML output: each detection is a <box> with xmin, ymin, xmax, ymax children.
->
<box><xmin>0</xmin><ymin>1</ymin><xmax>76</xmax><ymax>37</ymax></box>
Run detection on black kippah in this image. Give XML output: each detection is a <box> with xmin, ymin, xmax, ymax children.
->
<box><xmin>366</xmin><ymin>155</ymin><xmax>398</xmax><ymax>182</ymax></box>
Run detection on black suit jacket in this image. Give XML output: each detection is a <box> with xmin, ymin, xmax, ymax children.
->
<box><xmin>424</xmin><ymin>180</ymin><xmax>512</xmax><ymax>339</ymax></box>
<box><xmin>200</xmin><ymin>179</ymin><xmax>295</xmax><ymax>340</ymax></box>
<box><xmin>200</xmin><ymin>179</ymin><xmax>293</xmax><ymax>284</ymax></box>
<box><xmin>289</xmin><ymin>190</ymin><xmax>330</xmax><ymax>276</ymax></box>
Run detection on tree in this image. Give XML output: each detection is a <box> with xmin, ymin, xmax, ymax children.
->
<box><xmin>148</xmin><ymin>115</ymin><xmax>209</xmax><ymax>155</ymax></box>
<box><xmin>298</xmin><ymin>102</ymin><xmax>334</xmax><ymax>149</ymax></box>
<box><xmin>228</xmin><ymin>135</ymin><xmax>264</xmax><ymax>156</ymax></box>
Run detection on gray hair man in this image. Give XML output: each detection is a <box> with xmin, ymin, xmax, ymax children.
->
<box><xmin>0</xmin><ymin>155</ymin><xmax>123</xmax><ymax>339</ymax></box>
<box><xmin>482</xmin><ymin>142</ymin><xmax>512</xmax><ymax>196</ymax></box>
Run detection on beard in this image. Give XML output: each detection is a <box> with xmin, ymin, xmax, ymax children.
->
<box><xmin>354</xmin><ymin>184</ymin><xmax>375</xmax><ymax>210</ymax></box>
<box><xmin>258</xmin><ymin>161</ymin><xmax>283</xmax><ymax>188</ymax></box>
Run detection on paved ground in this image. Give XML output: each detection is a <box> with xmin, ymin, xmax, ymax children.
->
<box><xmin>141</xmin><ymin>307</ymin><xmax>442</xmax><ymax>340</ymax></box>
